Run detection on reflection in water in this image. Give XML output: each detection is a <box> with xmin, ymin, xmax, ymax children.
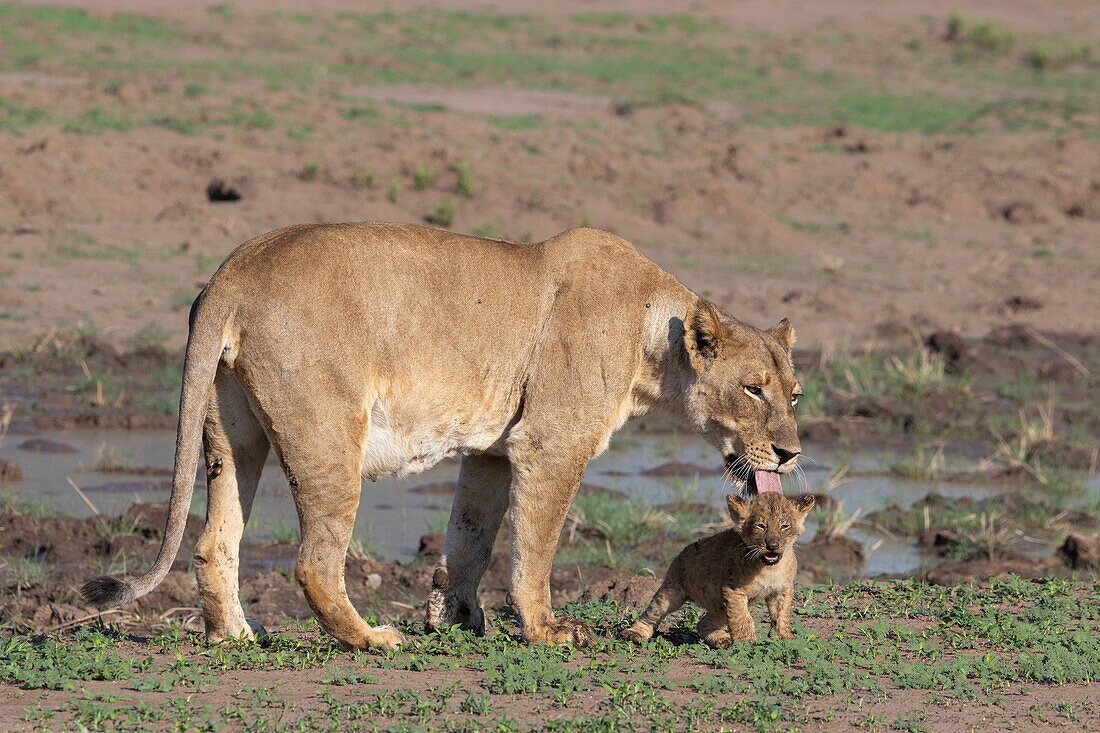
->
<box><xmin>0</xmin><ymin>426</ymin><xmax>1027</xmax><ymax>572</ymax></box>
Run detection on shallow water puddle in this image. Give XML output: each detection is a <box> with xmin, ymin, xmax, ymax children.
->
<box><xmin>0</xmin><ymin>427</ymin><xmax>1022</xmax><ymax>573</ymax></box>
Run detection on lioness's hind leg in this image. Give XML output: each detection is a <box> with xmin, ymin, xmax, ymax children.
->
<box><xmin>195</xmin><ymin>368</ymin><xmax>269</xmax><ymax>643</ymax></box>
<box><xmin>426</xmin><ymin>454</ymin><xmax>510</xmax><ymax>635</ymax></box>
<box><xmin>293</xmin><ymin>471</ymin><xmax>404</xmax><ymax>650</ymax></box>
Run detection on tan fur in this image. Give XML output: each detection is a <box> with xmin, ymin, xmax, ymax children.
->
<box><xmin>81</xmin><ymin>222</ymin><xmax>802</xmax><ymax>650</ymax></box>
<box><xmin>622</xmin><ymin>493</ymin><xmax>814</xmax><ymax>646</ymax></box>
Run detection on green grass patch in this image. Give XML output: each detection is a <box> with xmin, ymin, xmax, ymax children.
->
<box><xmin>0</xmin><ymin>5</ymin><xmax>177</xmax><ymax>44</ymax></box>
<box><xmin>0</xmin><ymin>579</ymin><xmax>1098</xmax><ymax>729</ymax></box>
<box><xmin>486</xmin><ymin>114</ymin><xmax>548</xmax><ymax>131</ymax></box>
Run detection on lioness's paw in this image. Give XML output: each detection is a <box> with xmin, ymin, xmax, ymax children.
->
<box><xmin>370</xmin><ymin>625</ymin><xmax>406</xmax><ymax>650</ymax></box>
<box><xmin>526</xmin><ymin>617</ymin><xmax>592</xmax><ymax>647</ymax></box>
<box><xmin>425</xmin><ymin>589</ymin><xmax>487</xmax><ymax>636</ymax></box>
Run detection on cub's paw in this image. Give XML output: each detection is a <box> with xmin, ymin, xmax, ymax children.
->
<box><xmin>526</xmin><ymin>616</ymin><xmax>592</xmax><ymax>647</ymax></box>
<box><xmin>702</xmin><ymin>630</ymin><xmax>734</xmax><ymax>649</ymax></box>
<box><xmin>620</xmin><ymin>623</ymin><xmax>653</xmax><ymax>643</ymax></box>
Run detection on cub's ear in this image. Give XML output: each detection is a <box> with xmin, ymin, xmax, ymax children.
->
<box><xmin>791</xmin><ymin>494</ymin><xmax>816</xmax><ymax>516</ymax></box>
<box><xmin>767</xmin><ymin>318</ymin><xmax>796</xmax><ymax>352</ymax></box>
<box><xmin>685</xmin><ymin>299</ymin><xmax>725</xmax><ymax>363</ymax></box>
<box><xmin>725</xmin><ymin>494</ymin><xmax>750</xmax><ymax>523</ymax></box>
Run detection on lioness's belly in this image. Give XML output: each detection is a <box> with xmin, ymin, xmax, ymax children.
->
<box><xmin>359</xmin><ymin>399</ymin><xmax>512</xmax><ymax>479</ymax></box>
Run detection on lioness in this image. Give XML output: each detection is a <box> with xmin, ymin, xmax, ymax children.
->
<box><xmin>621</xmin><ymin>493</ymin><xmax>814</xmax><ymax>646</ymax></box>
<box><xmin>82</xmin><ymin>223</ymin><xmax>802</xmax><ymax>650</ymax></box>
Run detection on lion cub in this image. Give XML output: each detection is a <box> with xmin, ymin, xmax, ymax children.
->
<box><xmin>622</xmin><ymin>492</ymin><xmax>814</xmax><ymax>646</ymax></box>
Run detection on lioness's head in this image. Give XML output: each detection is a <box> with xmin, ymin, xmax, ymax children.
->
<box><xmin>726</xmin><ymin>493</ymin><xmax>814</xmax><ymax>565</ymax></box>
<box><xmin>679</xmin><ymin>299</ymin><xmax>802</xmax><ymax>497</ymax></box>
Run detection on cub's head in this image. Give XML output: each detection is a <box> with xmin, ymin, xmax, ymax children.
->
<box><xmin>726</xmin><ymin>493</ymin><xmax>815</xmax><ymax>565</ymax></box>
<box><xmin>680</xmin><ymin>299</ymin><xmax>802</xmax><ymax>497</ymax></box>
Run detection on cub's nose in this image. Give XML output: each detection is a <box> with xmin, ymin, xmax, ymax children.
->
<box><xmin>765</xmin><ymin>539</ymin><xmax>780</xmax><ymax>551</ymax></box>
<box><xmin>773</xmin><ymin>444</ymin><xmax>800</xmax><ymax>466</ymax></box>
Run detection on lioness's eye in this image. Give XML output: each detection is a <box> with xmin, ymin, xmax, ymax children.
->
<box><xmin>744</xmin><ymin>385</ymin><xmax>764</xmax><ymax>399</ymax></box>
<box><xmin>791</xmin><ymin>394</ymin><xmax>801</xmax><ymax>408</ymax></box>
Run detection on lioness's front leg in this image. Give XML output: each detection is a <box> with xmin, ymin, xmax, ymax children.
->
<box><xmin>507</xmin><ymin>432</ymin><xmax>592</xmax><ymax>647</ymax></box>
<box><xmin>426</xmin><ymin>454</ymin><xmax>510</xmax><ymax>635</ymax></box>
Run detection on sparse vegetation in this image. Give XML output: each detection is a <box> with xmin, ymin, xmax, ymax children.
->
<box><xmin>452</xmin><ymin>161</ymin><xmax>476</xmax><ymax>197</ymax></box>
<box><xmin>349</xmin><ymin>170</ymin><xmax>374</xmax><ymax>188</ymax></box>
<box><xmin>472</xmin><ymin>220</ymin><xmax>500</xmax><ymax>238</ymax></box>
<box><xmin>298</xmin><ymin>160</ymin><xmax>323</xmax><ymax>181</ymax></box>
<box><xmin>0</xmin><ymin>579</ymin><xmax>1096</xmax><ymax>728</ymax></box>
<box><xmin>413</xmin><ymin>167</ymin><xmax>436</xmax><ymax>190</ymax></box>
<box><xmin>388</xmin><ymin>178</ymin><xmax>403</xmax><ymax>203</ymax></box>
<box><xmin>427</xmin><ymin>199</ymin><xmax>458</xmax><ymax>227</ymax></box>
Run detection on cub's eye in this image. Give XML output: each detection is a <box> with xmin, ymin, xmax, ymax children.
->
<box><xmin>744</xmin><ymin>385</ymin><xmax>764</xmax><ymax>399</ymax></box>
<box><xmin>756</xmin><ymin>523</ymin><xmax>766</xmax><ymax>530</ymax></box>
<box><xmin>780</xmin><ymin>524</ymin><xmax>790</xmax><ymax>530</ymax></box>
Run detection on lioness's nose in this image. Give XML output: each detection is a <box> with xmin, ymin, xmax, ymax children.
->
<box><xmin>773</xmin><ymin>444</ymin><xmax>800</xmax><ymax>466</ymax></box>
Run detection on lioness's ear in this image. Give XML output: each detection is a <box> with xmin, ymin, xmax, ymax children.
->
<box><xmin>686</xmin><ymin>299</ymin><xmax>725</xmax><ymax>363</ymax></box>
<box><xmin>726</xmin><ymin>494</ymin><xmax>750</xmax><ymax>523</ymax></box>
<box><xmin>791</xmin><ymin>494</ymin><xmax>816</xmax><ymax>516</ymax></box>
<box><xmin>768</xmin><ymin>318</ymin><xmax>796</xmax><ymax>352</ymax></box>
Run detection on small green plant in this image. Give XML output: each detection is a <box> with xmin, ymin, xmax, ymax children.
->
<box><xmin>460</xmin><ymin>690</ymin><xmax>493</xmax><ymax>715</ymax></box>
<box><xmin>349</xmin><ymin>170</ymin><xmax>374</xmax><ymax>188</ymax></box>
<box><xmin>170</xmin><ymin>288</ymin><xmax>195</xmax><ymax>312</ymax></box>
<box><xmin>298</xmin><ymin>161</ymin><xmax>322</xmax><ymax>181</ymax></box>
<box><xmin>413</xmin><ymin>166</ymin><xmax>436</xmax><ymax>190</ymax></box>
<box><xmin>1023</xmin><ymin>40</ymin><xmax>1091</xmax><ymax>70</ymax></box>
<box><xmin>1</xmin><ymin>552</ymin><xmax>49</xmax><ymax>600</ymax></box>
<box><xmin>967</xmin><ymin>19</ymin><xmax>1014</xmax><ymax>52</ymax></box>
<box><xmin>945</xmin><ymin>10</ymin><xmax>966</xmax><ymax>41</ymax></box>
<box><xmin>452</xmin><ymin>161</ymin><xmax>476</xmax><ymax>197</ymax></box>
<box><xmin>427</xmin><ymin>199</ymin><xmax>458</xmax><ymax>227</ymax></box>
<box><xmin>286</xmin><ymin>123</ymin><xmax>313</xmax><ymax>140</ymax></box>
<box><xmin>472</xmin><ymin>220</ymin><xmax>500</xmax><ymax>238</ymax></box>
<box><xmin>270</xmin><ymin>521</ymin><xmax>300</xmax><ymax>545</ymax></box>
<box><xmin>133</xmin><ymin>322</ymin><xmax>169</xmax><ymax>349</ymax></box>
<box><xmin>388</xmin><ymin>178</ymin><xmax>402</xmax><ymax>203</ymax></box>
<box><xmin>92</xmin><ymin>443</ymin><xmax>136</xmax><ymax>472</ymax></box>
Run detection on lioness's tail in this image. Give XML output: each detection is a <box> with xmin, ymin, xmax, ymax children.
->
<box><xmin>81</xmin><ymin>291</ymin><xmax>229</xmax><ymax>607</ymax></box>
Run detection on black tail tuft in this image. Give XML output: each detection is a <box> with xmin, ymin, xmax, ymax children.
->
<box><xmin>81</xmin><ymin>576</ymin><xmax>135</xmax><ymax>607</ymax></box>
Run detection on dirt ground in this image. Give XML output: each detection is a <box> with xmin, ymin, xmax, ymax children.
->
<box><xmin>1</xmin><ymin>0</ymin><xmax>1099</xmax><ymax>350</ymax></box>
<box><xmin>1</xmin><ymin>0</ymin><xmax>1099</xmax><ymax>729</ymax></box>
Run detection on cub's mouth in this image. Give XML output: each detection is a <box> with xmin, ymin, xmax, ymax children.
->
<box><xmin>723</xmin><ymin>454</ymin><xmax>784</xmax><ymax>497</ymax></box>
<box><xmin>761</xmin><ymin>552</ymin><xmax>782</xmax><ymax>565</ymax></box>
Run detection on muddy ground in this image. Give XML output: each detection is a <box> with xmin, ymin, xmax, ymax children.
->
<box><xmin>1</xmin><ymin>0</ymin><xmax>1099</xmax><ymax>729</ymax></box>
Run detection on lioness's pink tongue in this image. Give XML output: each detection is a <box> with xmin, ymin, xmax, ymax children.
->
<box><xmin>754</xmin><ymin>471</ymin><xmax>783</xmax><ymax>494</ymax></box>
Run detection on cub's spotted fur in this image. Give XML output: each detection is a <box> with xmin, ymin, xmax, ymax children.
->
<box><xmin>622</xmin><ymin>493</ymin><xmax>814</xmax><ymax>646</ymax></box>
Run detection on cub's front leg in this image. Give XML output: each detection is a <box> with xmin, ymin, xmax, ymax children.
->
<box><xmin>722</xmin><ymin>587</ymin><xmax>757</xmax><ymax>642</ymax></box>
<box><xmin>765</xmin><ymin>585</ymin><xmax>794</xmax><ymax>640</ymax></box>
